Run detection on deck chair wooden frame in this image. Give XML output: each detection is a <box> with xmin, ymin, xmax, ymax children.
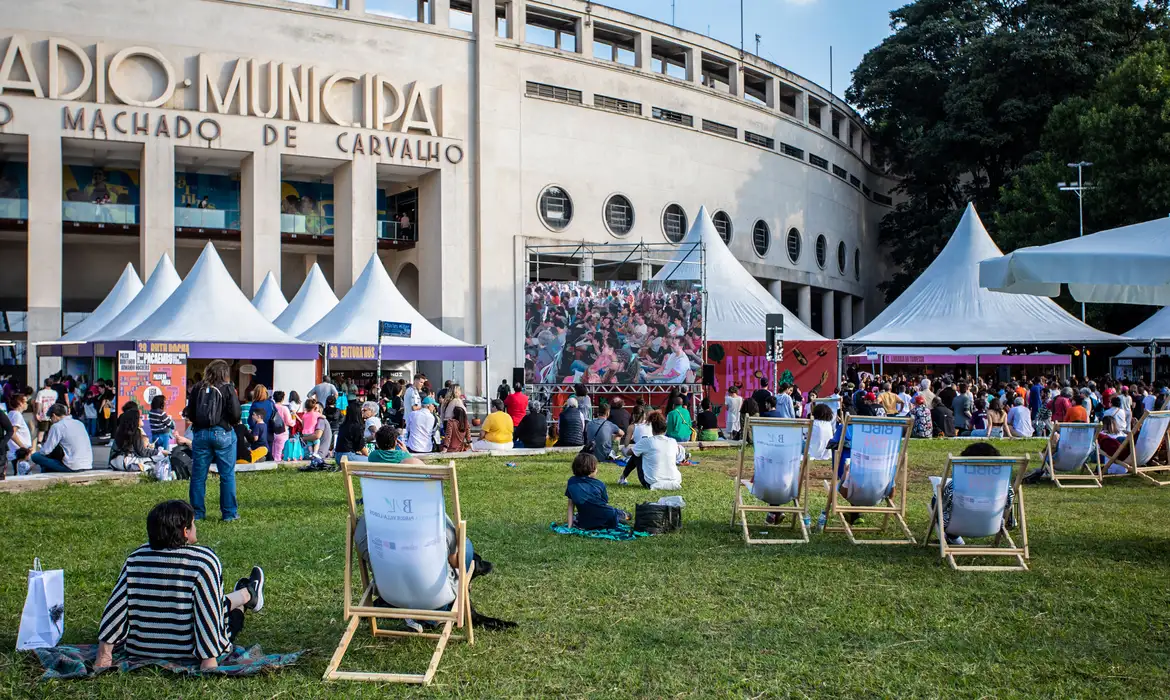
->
<box><xmin>1044</xmin><ymin>422</ymin><xmax>1103</xmax><ymax>488</ymax></box>
<box><xmin>1101</xmin><ymin>410</ymin><xmax>1170</xmax><ymax>485</ymax></box>
<box><xmin>731</xmin><ymin>416</ymin><xmax>812</xmax><ymax>544</ymax></box>
<box><xmin>827</xmin><ymin>415</ymin><xmax>916</xmax><ymax>545</ymax></box>
<box><xmin>323</xmin><ymin>459</ymin><xmax>474</xmax><ymax>685</ymax></box>
<box><xmin>923</xmin><ymin>455</ymin><xmax>1030</xmax><ymax>572</ymax></box>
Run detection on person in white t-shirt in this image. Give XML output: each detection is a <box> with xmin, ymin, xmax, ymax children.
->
<box><xmin>622</xmin><ymin>411</ymin><xmax>682</xmax><ymax>490</ymax></box>
<box><xmin>648</xmin><ymin>340</ymin><xmax>691</xmax><ymax>384</ymax></box>
<box><xmin>1103</xmin><ymin>395</ymin><xmax>1129</xmax><ymax>435</ymax></box>
<box><xmin>1006</xmin><ymin>397</ymin><xmax>1034</xmax><ymax>438</ymax></box>
<box><xmin>405</xmin><ymin>399</ymin><xmax>438</xmax><ymax>453</ymax></box>
<box><xmin>6</xmin><ymin>393</ymin><xmax>32</xmax><ymax>466</ymax></box>
<box><xmin>33</xmin><ymin>379</ymin><xmax>59</xmax><ymax>444</ymax></box>
<box><xmin>724</xmin><ymin>385</ymin><xmax>744</xmax><ymax>439</ymax></box>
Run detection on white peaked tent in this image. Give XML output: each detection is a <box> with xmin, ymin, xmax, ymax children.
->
<box><xmin>299</xmin><ymin>254</ymin><xmax>485</xmax><ymax>360</ymax></box>
<box><xmin>58</xmin><ymin>263</ymin><xmax>143</xmax><ymax>342</ymax></box>
<box><xmin>846</xmin><ymin>204</ymin><xmax>1128</xmax><ymax>346</ymax></box>
<box><xmin>654</xmin><ymin>205</ymin><xmax>826</xmax><ymax>341</ymax></box>
<box><xmin>273</xmin><ymin>263</ymin><xmax>339</xmax><ymax>337</ymax></box>
<box><xmin>92</xmin><ymin>254</ymin><xmax>182</xmax><ymax>341</ymax></box>
<box><xmin>251</xmin><ymin>271</ymin><xmax>289</xmax><ymax>321</ymax></box>
<box><xmin>114</xmin><ymin>242</ymin><xmax>305</xmax><ymax>344</ymax></box>
<box><xmin>1125</xmin><ymin>307</ymin><xmax>1170</xmax><ymax>342</ymax></box>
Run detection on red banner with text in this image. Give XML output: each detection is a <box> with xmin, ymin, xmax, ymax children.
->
<box><xmin>705</xmin><ymin>340</ymin><xmax>838</xmax><ymax>427</ymax></box>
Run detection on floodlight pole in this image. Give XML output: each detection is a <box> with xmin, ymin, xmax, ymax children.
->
<box><xmin>1059</xmin><ymin>161</ymin><xmax>1093</xmax><ymax>379</ymax></box>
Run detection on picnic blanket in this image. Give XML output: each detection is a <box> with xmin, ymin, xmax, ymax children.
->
<box><xmin>34</xmin><ymin>644</ymin><xmax>304</xmax><ymax>681</ymax></box>
<box><xmin>549</xmin><ymin>522</ymin><xmax>651</xmax><ymax>541</ymax></box>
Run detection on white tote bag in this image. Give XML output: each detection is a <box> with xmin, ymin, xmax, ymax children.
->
<box><xmin>16</xmin><ymin>558</ymin><xmax>65</xmax><ymax>650</ymax></box>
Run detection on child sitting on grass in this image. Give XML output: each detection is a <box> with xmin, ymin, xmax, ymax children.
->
<box><xmin>565</xmin><ymin>453</ymin><xmax>629</xmax><ymax>530</ymax></box>
<box><xmin>14</xmin><ymin>447</ymin><xmax>30</xmax><ymax>475</ymax></box>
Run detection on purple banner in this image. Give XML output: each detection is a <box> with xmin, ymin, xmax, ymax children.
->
<box><xmin>41</xmin><ymin>341</ymin><xmax>319</xmax><ymax>360</ymax></box>
<box><xmin>326</xmin><ymin>344</ymin><xmax>487</xmax><ymax>362</ymax></box>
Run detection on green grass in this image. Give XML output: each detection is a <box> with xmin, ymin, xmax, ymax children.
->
<box><xmin>2</xmin><ymin>439</ymin><xmax>1170</xmax><ymax>698</ymax></box>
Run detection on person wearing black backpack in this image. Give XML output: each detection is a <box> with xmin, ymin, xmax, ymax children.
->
<box><xmin>184</xmin><ymin>359</ymin><xmax>243</xmax><ymax>521</ymax></box>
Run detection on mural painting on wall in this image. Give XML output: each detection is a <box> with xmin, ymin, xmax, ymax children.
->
<box><xmin>280</xmin><ymin>181</ymin><xmax>334</xmax><ymax>236</ymax></box>
<box><xmin>63</xmin><ymin>165</ymin><xmax>139</xmax><ymax>205</ymax></box>
<box><xmin>705</xmin><ymin>340</ymin><xmax>839</xmax><ymax>427</ymax></box>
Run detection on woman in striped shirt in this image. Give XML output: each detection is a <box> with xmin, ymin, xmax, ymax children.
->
<box><xmin>95</xmin><ymin>500</ymin><xmax>266</xmax><ymax>670</ymax></box>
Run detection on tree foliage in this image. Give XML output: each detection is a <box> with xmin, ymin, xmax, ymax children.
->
<box><xmin>849</xmin><ymin>0</ymin><xmax>1168</xmax><ymax>300</ymax></box>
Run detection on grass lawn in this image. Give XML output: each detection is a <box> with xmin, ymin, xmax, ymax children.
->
<box><xmin>2</xmin><ymin>439</ymin><xmax>1169</xmax><ymax>698</ymax></box>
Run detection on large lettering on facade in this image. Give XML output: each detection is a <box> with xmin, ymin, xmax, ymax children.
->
<box><xmin>0</xmin><ymin>34</ymin><xmax>443</xmax><ymax>136</ymax></box>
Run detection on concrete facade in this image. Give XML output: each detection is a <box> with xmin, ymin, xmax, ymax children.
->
<box><xmin>0</xmin><ymin>0</ymin><xmax>897</xmax><ymax>387</ymax></box>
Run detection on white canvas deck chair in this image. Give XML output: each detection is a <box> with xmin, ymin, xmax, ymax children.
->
<box><xmin>732</xmin><ymin>416</ymin><xmax>812</xmax><ymax>544</ymax></box>
<box><xmin>1102</xmin><ymin>411</ymin><xmax>1170</xmax><ymax>485</ymax></box>
<box><xmin>827</xmin><ymin>415</ymin><xmax>916</xmax><ymax>545</ymax></box>
<box><xmin>324</xmin><ymin>459</ymin><xmax>474</xmax><ymax>685</ymax></box>
<box><xmin>923</xmin><ymin>454</ymin><xmax>1030</xmax><ymax>572</ymax></box>
<box><xmin>1044</xmin><ymin>422</ymin><xmax>1103</xmax><ymax>488</ymax></box>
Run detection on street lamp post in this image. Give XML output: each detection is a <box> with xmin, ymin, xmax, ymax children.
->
<box><xmin>1058</xmin><ymin>161</ymin><xmax>1094</xmax><ymax>378</ymax></box>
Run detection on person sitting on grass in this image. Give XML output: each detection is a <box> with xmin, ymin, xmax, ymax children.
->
<box><xmin>584</xmin><ymin>402</ymin><xmax>623</xmax><ymax>462</ymax></box>
<box><xmin>473</xmin><ymin>399</ymin><xmax>515</xmax><ymax>451</ymax></box>
<box><xmin>695</xmin><ymin>398</ymin><xmax>719</xmax><ymax>441</ymax></box>
<box><xmin>147</xmin><ymin>395</ymin><xmax>175</xmax><ymax>450</ymax></box>
<box><xmin>96</xmin><ymin>500</ymin><xmax>265</xmax><ymax>671</ymax></box>
<box><xmin>247</xmin><ymin>407</ymin><xmax>268</xmax><ymax>458</ymax></box>
<box><xmin>566</xmin><ymin>452</ymin><xmax>630</xmax><ymax>530</ymax></box>
<box><xmin>368</xmin><ymin>425</ymin><xmax>423</xmax><ymax>465</ymax></box>
<box><xmin>619</xmin><ymin>410</ymin><xmax>683</xmax><ymax>490</ymax></box>
<box><xmin>233</xmin><ymin>420</ymin><xmax>268</xmax><ymax>464</ymax></box>
<box><xmin>665</xmin><ymin>396</ymin><xmax>693</xmax><ymax>442</ymax></box>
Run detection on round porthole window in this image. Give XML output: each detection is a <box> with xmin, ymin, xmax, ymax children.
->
<box><xmin>837</xmin><ymin>241</ymin><xmax>847</xmax><ymax>275</ymax></box>
<box><xmin>662</xmin><ymin>204</ymin><xmax>688</xmax><ymax>243</ymax></box>
<box><xmin>712</xmin><ymin>210</ymin><xmax>733</xmax><ymax>245</ymax></box>
<box><xmin>752</xmin><ymin>220</ymin><xmax>770</xmax><ymax>257</ymax></box>
<box><xmin>538</xmin><ymin>185</ymin><xmax>573</xmax><ymax>231</ymax></box>
<box><xmin>815</xmin><ymin>234</ymin><xmax>827</xmax><ymax>269</ymax></box>
<box><xmin>604</xmin><ymin>194</ymin><xmax>634</xmax><ymax>237</ymax></box>
<box><xmin>786</xmin><ymin>228</ymin><xmax>801</xmax><ymax>264</ymax></box>
<box><xmin>854</xmin><ymin>248</ymin><xmax>861</xmax><ymax>281</ymax></box>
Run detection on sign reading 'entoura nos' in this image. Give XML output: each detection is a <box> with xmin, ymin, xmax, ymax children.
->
<box><xmin>0</xmin><ymin>35</ymin><xmax>465</xmax><ymax>164</ymax></box>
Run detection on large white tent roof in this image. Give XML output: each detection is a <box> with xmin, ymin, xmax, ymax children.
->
<box><xmin>58</xmin><ymin>263</ymin><xmax>142</xmax><ymax>342</ymax></box>
<box><xmin>91</xmin><ymin>254</ymin><xmax>182</xmax><ymax>341</ymax></box>
<box><xmin>273</xmin><ymin>263</ymin><xmax>339</xmax><ymax>337</ymax></box>
<box><xmin>251</xmin><ymin>272</ymin><xmax>288</xmax><ymax>321</ymax></box>
<box><xmin>1124</xmin><ymin>307</ymin><xmax>1170</xmax><ymax>342</ymax></box>
<box><xmin>299</xmin><ymin>254</ymin><xmax>476</xmax><ymax>349</ymax></box>
<box><xmin>114</xmin><ymin>243</ymin><xmax>306</xmax><ymax>344</ymax></box>
<box><xmin>979</xmin><ymin>215</ymin><xmax>1170</xmax><ymax>305</ymax></box>
<box><xmin>654</xmin><ymin>205</ymin><xmax>826</xmax><ymax>341</ymax></box>
<box><xmin>846</xmin><ymin>204</ymin><xmax>1128</xmax><ymax>346</ymax></box>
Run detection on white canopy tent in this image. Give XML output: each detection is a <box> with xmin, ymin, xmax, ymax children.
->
<box><xmin>273</xmin><ymin>263</ymin><xmax>339</xmax><ymax>337</ymax></box>
<box><xmin>299</xmin><ymin>254</ymin><xmax>486</xmax><ymax>361</ymax></box>
<box><xmin>979</xmin><ymin>215</ymin><xmax>1170</xmax><ymax>305</ymax></box>
<box><xmin>251</xmin><ymin>271</ymin><xmax>289</xmax><ymax>322</ymax></box>
<box><xmin>846</xmin><ymin>204</ymin><xmax>1128</xmax><ymax>347</ymax></box>
<box><xmin>1124</xmin><ymin>306</ymin><xmax>1170</xmax><ymax>342</ymax></box>
<box><xmin>654</xmin><ymin>205</ymin><xmax>826</xmax><ymax>341</ymax></box>
<box><xmin>91</xmin><ymin>254</ymin><xmax>182</xmax><ymax>341</ymax></box>
<box><xmin>113</xmin><ymin>242</ymin><xmax>306</xmax><ymax>344</ymax></box>
<box><xmin>58</xmin><ymin>263</ymin><xmax>142</xmax><ymax>342</ymax></box>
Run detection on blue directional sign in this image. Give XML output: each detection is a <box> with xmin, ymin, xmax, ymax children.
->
<box><xmin>379</xmin><ymin>321</ymin><xmax>412</xmax><ymax>338</ymax></box>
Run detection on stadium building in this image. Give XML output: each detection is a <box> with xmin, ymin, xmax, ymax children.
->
<box><xmin>0</xmin><ymin>0</ymin><xmax>897</xmax><ymax>385</ymax></box>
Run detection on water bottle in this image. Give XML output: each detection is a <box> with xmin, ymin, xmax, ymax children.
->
<box><xmin>816</xmin><ymin>511</ymin><xmax>827</xmax><ymax>533</ymax></box>
<box><xmin>802</xmin><ymin>513</ymin><xmax>812</xmax><ymax>531</ymax></box>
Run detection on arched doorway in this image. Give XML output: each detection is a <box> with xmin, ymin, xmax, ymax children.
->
<box><xmin>396</xmin><ymin>262</ymin><xmax>420</xmax><ymax>309</ymax></box>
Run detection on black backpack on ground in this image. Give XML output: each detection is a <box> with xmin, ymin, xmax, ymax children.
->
<box><xmin>634</xmin><ymin>502</ymin><xmax>682</xmax><ymax>534</ymax></box>
<box><xmin>191</xmin><ymin>384</ymin><xmax>225</xmax><ymax>429</ymax></box>
<box><xmin>169</xmin><ymin>445</ymin><xmax>193</xmax><ymax>480</ymax></box>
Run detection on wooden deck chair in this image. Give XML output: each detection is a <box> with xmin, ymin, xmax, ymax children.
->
<box><xmin>1044</xmin><ymin>422</ymin><xmax>1103</xmax><ymax>488</ymax></box>
<box><xmin>1102</xmin><ymin>410</ymin><xmax>1170</xmax><ymax>485</ymax></box>
<box><xmin>827</xmin><ymin>415</ymin><xmax>916</xmax><ymax>545</ymax></box>
<box><xmin>731</xmin><ymin>416</ymin><xmax>812</xmax><ymax>544</ymax></box>
<box><xmin>923</xmin><ymin>454</ymin><xmax>1030</xmax><ymax>572</ymax></box>
<box><xmin>323</xmin><ymin>458</ymin><xmax>474</xmax><ymax>684</ymax></box>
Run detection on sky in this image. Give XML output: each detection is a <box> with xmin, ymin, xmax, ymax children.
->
<box><xmin>599</xmin><ymin>0</ymin><xmax>905</xmax><ymax>100</ymax></box>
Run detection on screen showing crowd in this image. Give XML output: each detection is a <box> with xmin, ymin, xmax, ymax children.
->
<box><xmin>524</xmin><ymin>280</ymin><xmax>704</xmax><ymax>385</ymax></box>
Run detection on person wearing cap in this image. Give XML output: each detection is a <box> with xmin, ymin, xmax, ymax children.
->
<box><xmin>405</xmin><ymin>396</ymin><xmax>439</xmax><ymax>453</ymax></box>
<box><xmin>909</xmin><ymin>395</ymin><xmax>933</xmax><ymax>438</ymax></box>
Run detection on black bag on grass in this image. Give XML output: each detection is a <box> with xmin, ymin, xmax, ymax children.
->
<box><xmin>169</xmin><ymin>445</ymin><xmax>193</xmax><ymax>480</ymax></box>
<box><xmin>634</xmin><ymin>502</ymin><xmax>681</xmax><ymax>534</ymax></box>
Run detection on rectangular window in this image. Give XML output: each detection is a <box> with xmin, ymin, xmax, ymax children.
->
<box><xmin>849</xmin><ymin>174</ymin><xmax>862</xmax><ymax>189</ymax></box>
<box><xmin>809</xmin><ymin>154</ymin><xmax>829</xmax><ymax>170</ymax></box>
<box><xmin>780</xmin><ymin>142</ymin><xmax>804</xmax><ymax>159</ymax></box>
<box><xmin>525</xmin><ymin>81</ymin><xmax>582</xmax><ymax>105</ymax></box>
<box><xmin>832</xmin><ymin>164</ymin><xmax>848</xmax><ymax>180</ymax></box>
<box><xmin>862</xmin><ymin>184</ymin><xmax>871</xmax><ymax>197</ymax></box>
<box><xmin>652</xmin><ymin>107</ymin><xmax>693</xmax><ymax>127</ymax></box>
<box><xmin>874</xmin><ymin>193</ymin><xmax>894</xmax><ymax>206</ymax></box>
<box><xmin>594</xmin><ymin>94</ymin><xmax>642</xmax><ymax>115</ymax></box>
<box><xmin>702</xmin><ymin>119</ymin><xmax>737</xmax><ymax>138</ymax></box>
<box><xmin>745</xmin><ymin>131</ymin><xmax>775</xmax><ymax>149</ymax></box>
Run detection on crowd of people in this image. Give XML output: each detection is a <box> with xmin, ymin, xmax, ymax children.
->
<box><xmin>523</xmin><ymin>280</ymin><xmax>703</xmax><ymax>385</ymax></box>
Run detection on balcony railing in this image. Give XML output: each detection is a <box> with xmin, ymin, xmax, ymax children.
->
<box><xmin>175</xmin><ymin>207</ymin><xmax>240</xmax><ymax>230</ymax></box>
<box><xmin>63</xmin><ymin>202</ymin><xmax>137</xmax><ymax>225</ymax></box>
<box><xmin>0</xmin><ymin>198</ymin><xmax>27</xmax><ymax>220</ymax></box>
<box><xmin>281</xmin><ymin>213</ymin><xmax>333</xmax><ymax>236</ymax></box>
<box><xmin>378</xmin><ymin>220</ymin><xmax>417</xmax><ymax>242</ymax></box>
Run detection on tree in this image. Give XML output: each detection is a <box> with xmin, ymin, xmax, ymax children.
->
<box><xmin>996</xmin><ymin>42</ymin><xmax>1170</xmax><ymax>332</ymax></box>
<box><xmin>849</xmin><ymin>0</ymin><xmax>1167</xmax><ymax>300</ymax></box>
